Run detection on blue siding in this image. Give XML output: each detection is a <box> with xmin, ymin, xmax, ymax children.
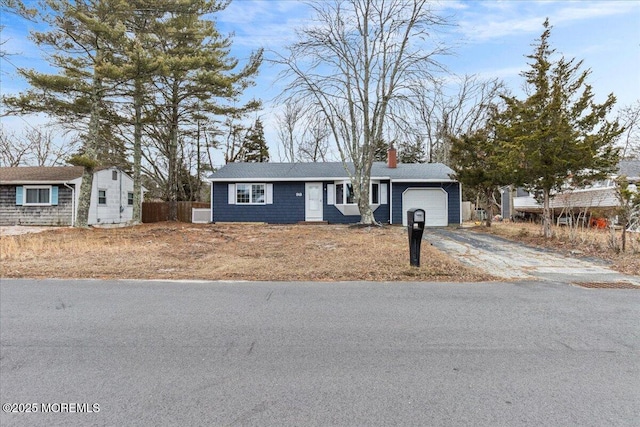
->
<box><xmin>212</xmin><ymin>182</ymin><xmax>305</xmax><ymax>224</ymax></box>
<box><xmin>213</xmin><ymin>181</ymin><xmax>392</xmax><ymax>224</ymax></box>
<box><xmin>391</xmin><ymin>182</ymin><xmax>460</xmax><ymax>225</ymax></box>
<box><xmin>212</xmin><ymin>180</ymin><xmax>455</xmax><ymax>225</ymax></box>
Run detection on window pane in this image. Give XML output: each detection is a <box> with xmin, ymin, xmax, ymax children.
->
<box><xmin>26</xmin><ymin>188</ymin><xmax>39</xmax><ymax>204</ymax></box>
<box><xmin>128</xmin><ymin>192</ymin><xmax>134</xmax><ymax>206</ymax></box>
<box><xmin>336</xmin><ymin>184</ymin><xmax>344</xmax><ymax>204</ymax></box>
<box><xmin>39</xmin><ymin>189</ymin><xmax>50</xmax><ymax>204</ymax></box>
<box><xmin>98</xmin><ymin>190</ymin><xmax>106</xmax><ymax>205</ymax></box>
<box><xmin>236</xmin><ymin>184</ymin><xmax>250</xmax><ymax>204</ymax></box>
<box><xmin>25</xmin><ymin>188</ymin><xmax>50</xmax><ymax>204</ymax></box>
<box><xmin>252</xmin><ymin>184</ymin><xmax>265</xmax><ymax>203</ymax></box>
<box><xmin>371</xmin><ymin>183</ymin><xmax>379</xmax><ymax>204</ymax></box>
<box><xmin>346</xmin><ymin>184</ymin><xmax>354</xmax><ymax>204</ymax></box>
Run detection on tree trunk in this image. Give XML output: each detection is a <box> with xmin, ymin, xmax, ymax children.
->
<box><xmin>76</xmin><ymin>51</ymin><xmax>102</xmax><ymax>227</ymax></box>
<box><xmin>75</xmin><ymin>167</ymin><xmax>94</xmax><ymax>228</ymax></box>
<box><xmin>168</xmin><ymin>87</ymin><xmax>179</xmax><ymax>222</ymax></box>
<box><xmin>132</xmin><ymin>78</ymin><xmax>143</xmax><ymax>223</ymax></box>
<box><xmin>358</xmin><ymin>195</ymin><xmax>376</xmax><ymax>224</ymax></box>
<box><xmin>542</xmin><ymin>189</ymin><xmax>553</xmax><ymax>238</ymax></box>
<box><xmin>483</xmin><ymin>189</ymin><xmax>493</xmax><ymax>227</ymax></box>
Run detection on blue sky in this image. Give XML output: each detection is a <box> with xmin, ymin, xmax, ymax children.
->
<box><xmin>1</xmin><ymin>0</ymin><xmax>639</xmax><ymax>163</ymax></box>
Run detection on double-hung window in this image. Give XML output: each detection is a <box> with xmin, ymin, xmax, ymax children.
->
<box><xmin>25</xmin><ymin>186</ymin><xmax>51</xmax><ymax>205</ymax></box>
<box><xmin>98</xmin><ymin>190</ymin><xmax>107</xmax><ymax>205</ymax></box>
<box><xmin>371</xmin><ymin>183</ymin><xmax>380</xmax><ymax>204</ymax></box>
<box><xmin>16</xmin><ymin>185</ymin><xmax>58</xmax><ymax>206</ymax></box>
<box><xmin>236</xmin><ymin>183</ymin><xmax>265</xmax><ymax>204</ymax></box>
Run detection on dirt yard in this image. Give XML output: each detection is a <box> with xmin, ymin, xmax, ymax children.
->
<box><xmin>0</xmin><ymin>223</ymin><xmax>494</xmax><ymax>282</ymax></box>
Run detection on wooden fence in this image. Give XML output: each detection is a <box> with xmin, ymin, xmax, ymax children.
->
<box><xmin>142</xmin><ymin>201</ymin><xmax>209</xmax><ymax>223</ymax></box>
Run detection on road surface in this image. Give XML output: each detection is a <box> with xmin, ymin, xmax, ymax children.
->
<box><xmin>1</xmin><ymin>279</ymin><xmax>638</xmax><ymax>426</ymax></box>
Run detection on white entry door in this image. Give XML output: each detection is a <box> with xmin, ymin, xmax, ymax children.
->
<box><xmin>305</xmin><ymin>182</ymin><xmax>323</xmax><ymax>221</ymax></box>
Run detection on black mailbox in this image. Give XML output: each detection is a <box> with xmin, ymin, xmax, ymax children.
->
<box><xmin>407</xmin><ymin>208</ymin><xmax>425</xmax><ymax>267</ymax></box>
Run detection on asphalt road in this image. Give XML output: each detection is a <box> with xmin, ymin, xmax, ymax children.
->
<box><xmin>1</xmin><ymin>279</ymin><xmax>638</xmax><ymax>426</ymax></box>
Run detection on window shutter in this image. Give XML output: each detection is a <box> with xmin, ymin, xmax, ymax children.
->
<box><xmin>327</xmin><ymin>184</ymin><xmax>334</xmax><ymax>205</ymax></box>
<box><xmin>16</xmin><ymin>186</ymin><xmax>23</xmax><ymax>205</ymax></box>
<box><xmin>51</xmin><ymin>186</ymin><xmax>59</xmax><ymax>205</ymax></box>
<box><xmin>380</xmin><ymin>183</ymin><xmax>388</xmax><ymax>204</ymax></box>
<box><xmin>266</xmin><ymin>184</ymin><xmax>273</xmax><ymax>204</ymax></box>
<box><xmin>228</xmin><ymin>184</ymin><xmax>235</xmax><ymax>204</ymax></box>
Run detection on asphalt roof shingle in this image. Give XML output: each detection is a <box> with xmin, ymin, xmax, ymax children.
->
<box><xmin>208</xmin><ymin>161</ymin><xmax>456</xmax><ymax>181</ymax></box>
<box><xmin>0</xmin><ymin>166</ymin><xmax>85</xmax><ymax>183</ymax></box>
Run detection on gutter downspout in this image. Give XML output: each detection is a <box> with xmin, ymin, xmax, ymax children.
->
<box><xmin>63</xmin><ymin>182</ymin><xmax>75</xmax><ymax>227</ymax></box>
<box><xmin>389</xmin><ymin>181</ymin><xmax>393</xmax><ymax>225</ymax></box>
<box><xmin>119</xmin><ymin>169</ymin><xmax>123</xmax><ymax>222</ymax></box>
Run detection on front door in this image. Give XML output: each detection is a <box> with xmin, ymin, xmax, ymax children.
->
<box><xmin>305</xmin><ymin>182</ymin><xmax>323</xmax><ymax>221</ymax></box>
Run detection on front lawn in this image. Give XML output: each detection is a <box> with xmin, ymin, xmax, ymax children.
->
<box><xmin>0</xmin><ymin>223</ymin><xmax>493</xmax><ymax>281</ymax></box>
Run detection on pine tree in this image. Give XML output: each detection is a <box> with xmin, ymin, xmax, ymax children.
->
<box><xmin>241</xmin><ymin>119</ymin><xmax>269</xmax><ymax>163</ymax></box>
<box><xmin>398</xmin><ymin>137</ymin><xmax>427</xmax><ymax>163</ymax></box>
<box><xmin>450</xmin><ymin>123</ymin><xmax>508</xmax><ymax>227</ymax></box>
<box><xmin>145</xmin><ymin>0</ymin><xmax>262</xmax><ymax>220</ymax></box>
<box><xmin>3</xmin><ymin>0</ymin><xmax>131</xmax><ymax>227</ymax></box>
<box><xmin>497</xmin><ymin>19</ymin><xmax>622</xmax><ymax>237</ymax></box>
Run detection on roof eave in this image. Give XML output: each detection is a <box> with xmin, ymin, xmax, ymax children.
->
<box><xmin>0</xmin><ymin>179</ymin><xmax>81</xmax><ymax>185</ymax></box>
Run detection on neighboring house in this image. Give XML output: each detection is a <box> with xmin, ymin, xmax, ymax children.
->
<box><xmin>507</xmin><ymin>160</ymin><xmax>640</xmax><ymax>218</ymax></box>
<box><xmin>0</xmin><ymin>166</ymin><xmax>144</xmax><ymax>226</ymax></box>
<box><xmin>208</xmin><ymin>150</ymin><xmax>461</xmax><ymax>226</ymax></box>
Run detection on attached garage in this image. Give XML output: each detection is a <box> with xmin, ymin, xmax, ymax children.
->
<box><xmin>402</xmin><ymin>188</ymin><xmax>448</xmax><ymax>227</ymax></box>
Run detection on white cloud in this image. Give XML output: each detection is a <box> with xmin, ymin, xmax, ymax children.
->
<box><xmin>457</xmin><ymin>0</ymin><xmax>639</xmax><ymax>42</ymax></box>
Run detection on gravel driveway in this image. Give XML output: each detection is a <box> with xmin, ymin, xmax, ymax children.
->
<box><xmin>427</xmin><ymin>228</ymin><xmax>640</xmax><ymax>286</ymax></box>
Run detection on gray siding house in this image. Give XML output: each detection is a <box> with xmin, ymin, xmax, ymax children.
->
<box><xmin>0</xmin><ymin>166</ymin><xmax>143</xmax><ymax>226</ymax></box>
<box><xmin>208</xmin><ymin>153</ymin><xmax>461</xmax><ymax>226</ymax></box>
<box><xmin>506</xmin><ymin>160</ymin><xmax>640</xmax><ymax>218</ymax></box>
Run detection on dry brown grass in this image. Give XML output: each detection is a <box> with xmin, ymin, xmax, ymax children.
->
<box><xmin>481</xmin><ymin>221</ymin><xmax>640</xmax><ymax>276</ymax></box>
<box><xmin>0</xmin><ymin>222</ymin><xmax>493</xmax><ymax>282</ymax></box>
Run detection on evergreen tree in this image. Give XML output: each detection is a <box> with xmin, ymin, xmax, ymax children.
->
<box><xmin>450</xmin><ymin>124</ymin><xmax>508</xmax><ymax>227</ymax></box>
<box><xmin>497</xmin><ymin>19</ymin><xmax>622</xmax><ymax>237</ymax></box>
<box><xmin>241</xmin><ymin>119</ymin><xmax>269</xmax><ymax>162</ymax></box>
<box><xmin>146</xmin><ymin>0</ymin><xmax>262</xmax><ymax>220</ymax></box>
<box><xmin>398</xmin><ymin>137</ymin><xmax>427</xmax><ymax>163</ymax></box>
<box><xmin>2</xmin><ymin>0</ymin><xmax>130</xmax><ymax>227</ymax></box>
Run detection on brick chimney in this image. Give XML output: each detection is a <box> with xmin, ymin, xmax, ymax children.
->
<box><xmin>387</xmin><ymin>144</ymin><xmax>397</xmax><ymax>168</ymax></box>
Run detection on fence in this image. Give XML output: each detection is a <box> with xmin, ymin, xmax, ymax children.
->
<box><xmin>142</xmin><ymin>201</ymin><xmax>209</xmax><ymax>223</ymax></box>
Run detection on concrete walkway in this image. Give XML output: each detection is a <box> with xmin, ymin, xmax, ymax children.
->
<box><xmin>426</xmin><ymin>228</ymin><xmax>640</xmax><ymax>286</ymax></box>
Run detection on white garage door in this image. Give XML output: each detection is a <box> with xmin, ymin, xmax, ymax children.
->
<box><xmin>402</xmin><ymin>188</ymin><xmax>448</xmax><ymax>227</ymax></box>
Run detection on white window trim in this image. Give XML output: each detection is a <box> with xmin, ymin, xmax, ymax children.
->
<box><xmin>23</xmin><ymin>185</ymin><xmax>52</xmax><ymax>206</ymax></box>
<box><xmin>236</xmin><ymin>183</ymin><xmax>266</xmax><ymax>205</ymax></box>
<box><xmin>332</xmin><ymin>180</ymin><xmax>382</xmax><ymax>205</ymax></box>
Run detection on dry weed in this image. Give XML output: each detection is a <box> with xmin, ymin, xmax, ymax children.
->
<box><xmin>0</xmin><ymin>223</ymin><xmax>492</xmax><ymax>282</ymax></box>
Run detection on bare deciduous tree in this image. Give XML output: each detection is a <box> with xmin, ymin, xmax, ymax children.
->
<box><xmin>298</xmin><ymin>114</ymin><xmax>330</xmax><ymax>162</ymax></box>
<box><xmin>618</xmin><ymin>101</ymin><xmax>640</xmax><ymax>160</ymax></box>
<box><xmin>276</xmin><ymin>101</ymin><xmax>330</xmax><ymax>162</ymax></box>
<box><xmin>0</xmin><ymin>124</ymin><xmax>75</xmax><ymax>166</ymax></box>
<box><xmin>412</xmin><ymin>75</ymin><xmax>506</xmax><ymax>165</ymax></box>
<box><xmin>276</xmin><ymin>101</ymin><xmax>303</xmax><ymax>162</ymax></box>
<box><xmin>275</xmin><ymin>0</ymin><xmax>451</xmax><ymax>224</ymax></box>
